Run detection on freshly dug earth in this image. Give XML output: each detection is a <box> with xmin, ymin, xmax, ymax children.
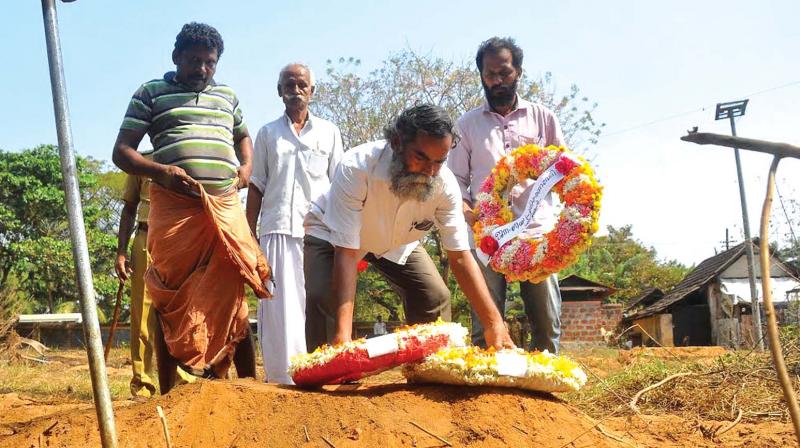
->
<box><xmin>4</xmin><ymin>379</ymin><xmax>624</xmax><ymax>448</ymax></box>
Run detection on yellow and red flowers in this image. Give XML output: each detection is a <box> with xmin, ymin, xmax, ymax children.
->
<box><xmin>289</xmin><ymin>319</ymin><xmax>468</xmax><ymax>386</ymax></box>
<box><xmin>473</xmin><ymin>145</ymin><xmax>602</xmax><ymax>283</ymax></box>
<box><xmin>403</xmin><ymin>346</ymin><xmax>588</xmax><ymax>393</ymax></box>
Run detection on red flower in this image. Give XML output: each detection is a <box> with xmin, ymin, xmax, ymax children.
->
<box><xmin>357</xmin><ymin>259</ymin><xmax>369</xmax><ymax>273</ymax></box>
<box><xmin>480</xmin><ymin>236</ymin><xmax>499</xmax><ymax>256</ymax></box>
<box><xmin>554</xmin><ymin>155</ymin><xmax>579</xmax><ymax>175</ymax></box>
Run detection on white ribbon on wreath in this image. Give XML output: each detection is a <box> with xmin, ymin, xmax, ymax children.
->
<box><xmin>476</xmin><ymin>154</ymin><xmax>579</xmax><ymax>266</ymax></box>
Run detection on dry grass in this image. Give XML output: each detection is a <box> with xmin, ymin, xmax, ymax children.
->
<box><xmin>0</xmin><ymin>348</ymin><xmax>132</xmax><ymax>401</ymax></box>
<box><xmin>565</xmin><ymin>340</ymin><xmax>800</xmax><ymax>424</ymax></box>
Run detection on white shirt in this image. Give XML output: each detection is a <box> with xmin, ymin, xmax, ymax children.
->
<box><xmin>373</xmin><ymin>322</ymin><xmax>387</xmax><ymax>336</ymax></box>
<box><xmin>304</xmin><ymin>140</ymin><xmax>471</xmax><ymax>265</ymax></box>
<box><xmin>250</xmin><ymin>113</ymin><xmax>343</xmax><ymax>238</ymax></box>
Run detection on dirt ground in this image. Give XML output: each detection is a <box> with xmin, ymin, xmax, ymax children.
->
<box><xmin>0</xmin><ymin>347</ymin><xmax>796</xmax><ymax>447</ymax></box>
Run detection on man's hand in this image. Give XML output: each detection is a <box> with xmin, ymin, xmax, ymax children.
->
<box><xmin>154</xmin><ymin>165</ymin><xmax>198</xmax><ymax>195</ymax></box>
<box><xmin>484</xmin><ymin>321</ymin><xmax>516</xmax><ymax>349</ymax></box>
<box><xmin>462</xmin><ymin>200</ymin><xmax>476</xmax><ymax>227</ymax></box>
<box><xmin>464</xmin><ymin>209</ymin><xmax>477</xmax><ymax>227</ymax></box>
<box><xmin>331</xmin><ymin>330</ymin><xmax>352</xmax><ymax>346</ymax></box>
<box><xmin>237</xmin><ymin>164</ymin><xmax>252</xmax><ymax>190</ymax></box>
<box><xmin>115</xmin><ymin>254</ymin><xmax>131</xmax><ymax>282</ymax></box>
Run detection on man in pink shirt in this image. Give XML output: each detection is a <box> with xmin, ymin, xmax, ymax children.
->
<box><xmin>448</xmin><ymin>37</ymin><xmax>564</xmax><ymax>353</ymax></box>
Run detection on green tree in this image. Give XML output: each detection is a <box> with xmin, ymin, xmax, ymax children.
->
<box><xmin>311</xmin><ymin>50</ymin><xmax>603</xmax><ymax>152</ymax></box>
<box><xmin>561</xmin><ymin>225</ymin><xmax>691</xmax><ymax>303</ymax></box>
<box><xmin>0</xmin><ymin>145</ymin><xmax>120</xmax><ymax>319</ymax></box>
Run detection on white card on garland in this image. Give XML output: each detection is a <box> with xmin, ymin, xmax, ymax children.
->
<box><xmin>365</xmin><ymin>334</ymin><xmax>399</xmax><ymax>358</ymax></box>
<box><xmin>495</xmin><ymin>351</ymin><xmax>528</xmax><ymax>377</ymax></box>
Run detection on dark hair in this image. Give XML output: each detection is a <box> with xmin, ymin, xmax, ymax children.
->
<box><xmin>174</xmin><ymin>22</ymin><xmax>224</xmax><ymax>57</ymax></box>
<box><xmin>475</xmin><ymin>37</ymin><xmax>523</xmax><ymax>72</ymax></box>
<box><xmin>383</xmin><ymin>104</ymin><xmax>459</xmax><ymax>149</ymax></box>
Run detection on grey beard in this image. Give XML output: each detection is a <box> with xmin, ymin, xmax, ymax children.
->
<box><xmin>389</xmin><ymin>154</ymin><xmax>442</xmax><ymax>202</ymax></box>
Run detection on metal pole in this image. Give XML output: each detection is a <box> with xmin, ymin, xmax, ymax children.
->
<box><xmin>40</xmin><ymin>1</ymin><xmax>118</xmax><ymax>446</ymax></box>
<box><xmin>729</xmin><ymin>115</ymin><xmax>764</xmax><ymax>351</ymax></box>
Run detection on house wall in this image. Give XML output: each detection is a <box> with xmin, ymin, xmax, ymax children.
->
<box><xmin>561</xmin><ymin>301</ymin><xmax>622</xmax><ymax>343</ymax></box>
<box><xmin>721</xmin><ymin>256</ymin><xmax>800</xmax><ymax>303</ymax></box>
<box><xmin>631</xmin><ymin>314</ymin><xmax>674</xmax><ymax>346</ymax></box>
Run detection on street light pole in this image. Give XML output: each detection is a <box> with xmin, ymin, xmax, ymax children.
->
<box><xmin>40</xmin><ymin>1</ymin><xmax>118</xmax><ymax>446</ymax></box>
<box><xmin>715</xmin><ymin>100</ymin><xmax>764</xmax><ymax>351</ymax></box>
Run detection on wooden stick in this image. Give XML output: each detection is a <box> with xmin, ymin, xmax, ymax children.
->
<box><xmin>759</xmin><ymin>156</ymin><xmax>800</xmax><ymax>444</ymax></box>
<box><xmin>680</xmin><ymin>132</ymin><xmax>800</xmax><ymax>159</ymax></box>
<box><xmin>512</xmin><ymin>424</ymin><xmax>529</xmax><ymax>435</ymax></box>
<box><xmin>410</xmin><ymin>421</ymin><xmax>452</xmax><ymax>447</ymax></box>
<box><xmin>157</xmin><ymin>405</ymin><xmax>173</xmax><ymax>448</ymax></box>
<box><xmin>596</xmin><ymin>424</ymin><xmax>640</xmax><ymax>447</ymax></box>
<box><xmin>303</xmin><ymin>425</ymin><xmax>310</xmax><ymax>442</ymax></box>
<box><xmin>714</xmin><ymin>408</ymin><xmax>743</xmax><ymax>438</ymax></box>
<box><xmin>104</xmin><ymin>279</ymin><xmax>125</xmax><ymax>362</ymax></box>
<box><xmin>629</xmin><ymin>372</ymin><xmax>694</xmax><ymax>414</ymax></box>
<box><xmin>321</xmin><ymin>435</ymin><xmax>337</xmax><ymax>447</ymax></box>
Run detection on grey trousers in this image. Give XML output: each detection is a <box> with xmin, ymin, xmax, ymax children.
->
<box><xmin>303</xmin><ymin>235</ymin><xmax>451</xmax><ymax>352</ymax></box>
<box><xmin>471</xmin><ymin>251</ymin><xmax>562</xmax><ymax>353</ymax></box>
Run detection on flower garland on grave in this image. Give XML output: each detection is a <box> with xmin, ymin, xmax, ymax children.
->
<box><xmin>289</xmin><ymin>319</ymin><xmax>468</xmax><ymax>386</ymax></box>
<box><xmin>403</xmin><ymin>346</ymin><xmax>587</xmax><ymax>393</ymax></box>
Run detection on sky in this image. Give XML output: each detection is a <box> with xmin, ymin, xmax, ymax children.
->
<box><xmin>3</xmin><ymin>0</ymin><xmax>799</xmax><ymax>267</ymax></box>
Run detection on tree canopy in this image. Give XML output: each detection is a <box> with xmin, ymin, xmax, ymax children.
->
<box><xmin>0</xmin><ymin>145</ymin><xmax>123</xmax><ymax>320</ymax></box>
<box><xmin>311</xmin><ymin>49</ymin><xmax>604</xmax><ymax>153</ymax></box>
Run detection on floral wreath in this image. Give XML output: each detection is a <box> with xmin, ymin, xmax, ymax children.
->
<box><xmin>289</xmin><ymin>319</ymin><xmax>467</xmax><ymax>386</ymax></box>
<box><xmin>473</xmin><ymin>144</ymin><xmax>601</xmax><ymax>283</ymax></box>
<box><xmin>403</xmin><ymin>346</ymin><xmax>588</xmax><ymax>393</ymax></box>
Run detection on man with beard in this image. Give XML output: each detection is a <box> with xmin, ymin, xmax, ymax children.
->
<box><xmin>112</xmin><ymin>23</ymin><xmax>271</xmax><ymax>393</ymax></box>
<box><xmin>448</xmin><ymin>37</ymin><xmax>565</xmax><ymax>354</ymax></box>
<box><xmin>303</xmin><ymin>104</ymin><xmax>514</xmax><ymax>350</ymax></box>
<box><xmin>245</xmin><ymin>64</ymin><xmax>343</xmax><ymax>384</ymax></box>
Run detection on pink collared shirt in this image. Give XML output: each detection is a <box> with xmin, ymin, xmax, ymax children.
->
<box><xmin>448</xmin><ymin>97</ymin><xmax>565</xmax><ymax>245</ymax></box>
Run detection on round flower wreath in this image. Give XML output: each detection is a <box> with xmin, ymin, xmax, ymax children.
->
<box><xmin>473</xmin><ymin>144</ymin><xmax>602</xmax><ymax>283</ymax></box>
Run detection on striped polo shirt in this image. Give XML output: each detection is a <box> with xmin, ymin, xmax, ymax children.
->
<box><xmin>120</xmin><ymin>72</ymin><xmax>248</xmax><ymax>195</ymax></box>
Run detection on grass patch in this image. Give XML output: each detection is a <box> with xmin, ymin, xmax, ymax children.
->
<box><xmin>0</xmin><ymin>348</ymin><xmax>134</xmax><ymax>401</ymax></box>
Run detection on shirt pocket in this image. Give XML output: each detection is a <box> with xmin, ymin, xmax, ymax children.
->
<box><xmin>519</xmin><ymin>134</ymin><xmax>544</xmax><ymax>147</ymax></box>
<box><xmin>302</xmin><ymin>149</ymin><xmax>329</xmax><ymax>178</ymax></box>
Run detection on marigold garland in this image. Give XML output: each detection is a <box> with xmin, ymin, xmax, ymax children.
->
<box><xmin>473</xmin><ymin>144</ymin><xmax>602</xmax><ymax>282</ymax></box>
<box><xmin>403</xmin><ymin>346</ymin><xmax>588</xmax><ymax>393</ymax></box>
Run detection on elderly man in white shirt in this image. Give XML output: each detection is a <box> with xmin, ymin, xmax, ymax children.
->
<box><xmin>303</xmin><ymin>104</ymin><xmax>514</xmax><ymax>350</ymax></box>
<box><xmin>246</xmin><ymin>63</ymin><xmax>343</xmax><ymax>384</ymax></box>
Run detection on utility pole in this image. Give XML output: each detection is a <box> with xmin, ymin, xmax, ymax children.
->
<box><xmin>716</xmin><ymin>99</ymin><xmax>762</xmax><ymax>349</ymax></box>
<box><xmin>40</xmin><ymin>1</ymin><xmax>118</xmax><ymax>446</ymax></box>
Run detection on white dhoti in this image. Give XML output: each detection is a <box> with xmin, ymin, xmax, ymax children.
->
<box><xmin>257</xmin><ymin>233</ymin><xmax>306</xmax><ymax>384</ymax></box>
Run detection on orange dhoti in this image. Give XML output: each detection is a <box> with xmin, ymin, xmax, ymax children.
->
<box><xmin>145</xmin><ymin>183</ymin><xmax>271</xmax><ymax>378</ymax></box>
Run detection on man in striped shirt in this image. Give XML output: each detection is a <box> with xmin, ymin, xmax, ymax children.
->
<box><xmin>112</xmin><ymin>23</ymin><xmax>271</xmax><ymax>393</ymax></box>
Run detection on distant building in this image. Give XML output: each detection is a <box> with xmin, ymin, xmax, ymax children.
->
<box><xmin>623</xmin><ymin>239</ymin><xmax>800</xmax><ymax>348</ymax></box>
<box><xmin>558</xmin><ymin>275</ymin><xmax>622</xmax><ymax>344</ymax></box>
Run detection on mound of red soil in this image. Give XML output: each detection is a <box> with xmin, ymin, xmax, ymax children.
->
<box><xmin>2</xmin><ymin>379</ymin><xmax>622</xmax><ymax>447</ymax></box>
